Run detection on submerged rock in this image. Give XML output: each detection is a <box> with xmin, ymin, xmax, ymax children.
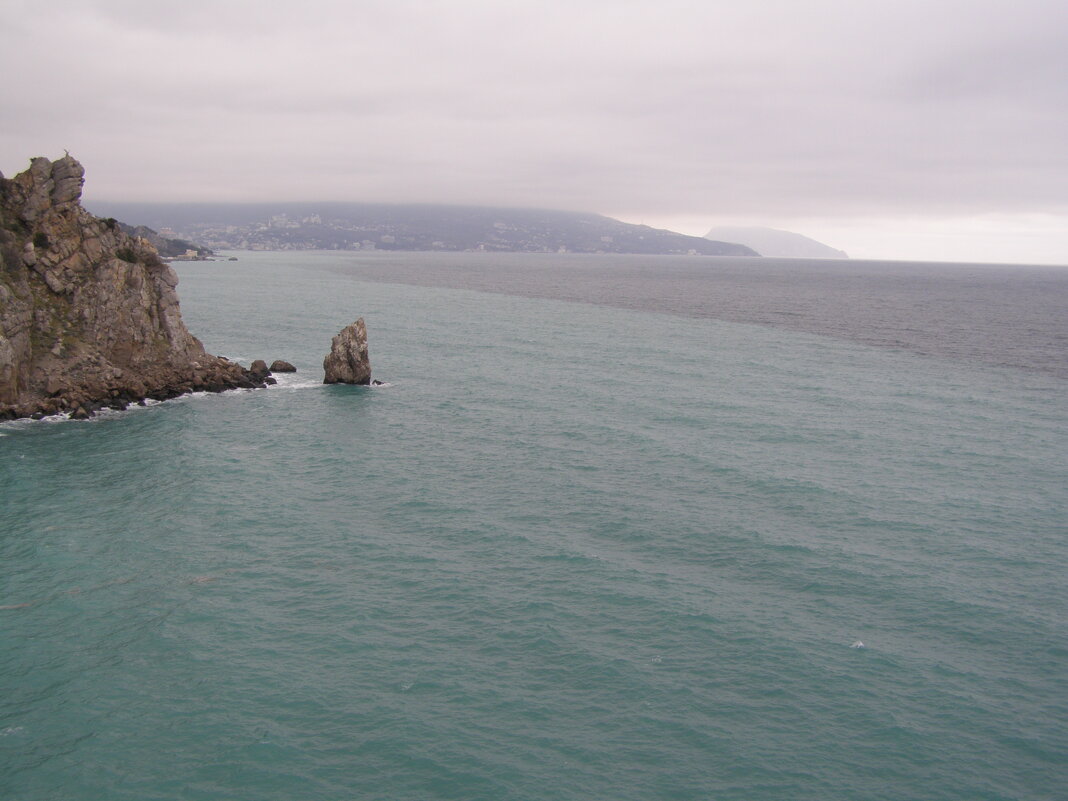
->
<box><xmin>0</xmin><ymin>154</ymin><xmax>266</xmax><ymax>420</ymax></box>
<box><xmin>323</xmin><ymin>318</ymin><xmax>371</xmax><ymax>385</ymax></box>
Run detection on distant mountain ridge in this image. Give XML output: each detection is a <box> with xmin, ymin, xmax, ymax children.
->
<box><xmin>705</xmin><ymin>226</ymin><xmax>847</xmax><ymax>259</ymax></box>
<box><xmin>87</xmin><ymin>202</ymin><xmax>759</xmax><ymax>257</ymax></box>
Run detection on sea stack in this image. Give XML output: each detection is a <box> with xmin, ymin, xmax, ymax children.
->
<box><xmin>323</xmin><ymin>318</ymin><xmax>371</xmax><ymax>385</ymax></box>
<box><xmin>0</xmin><ymin>154</ymin><xmax>265</xmax><ymax>420</ymax></box>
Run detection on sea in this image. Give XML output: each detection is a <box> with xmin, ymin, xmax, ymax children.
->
<box><xmin>2</xmin><ymin>251</ymin><xmax>1066</xmax><ymax>801</ymax></box>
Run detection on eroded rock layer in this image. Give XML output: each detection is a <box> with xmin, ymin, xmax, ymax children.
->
<box><xmin>0</xmin><ymin>155</ymin><xmax>263</xmax><ymax>420</ymax></box>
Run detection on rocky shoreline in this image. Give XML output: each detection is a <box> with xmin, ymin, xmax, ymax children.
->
<box><xmin>0</xmin><ymin>356</ymin><xmax>280</xmax><ymax>421</ymax></box>
<box><xmin>0</xmin><ymin>155</ymin><xmax>272</xmax><ymax>421</ymax></box>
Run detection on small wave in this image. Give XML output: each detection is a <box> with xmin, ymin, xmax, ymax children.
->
<box><xmin>0</xmin><ymin>386</ymin><xmax>277</xmax><ymax>429</ymax></box>
<box><xmin>271</xmin><ymin>375</ymin><xmax>392</xmax><ymax>389</ymax></box>
<box><xmin>850</xmin><ymin>640</ymin><xmax>865</xmax><ymax>649</ymax></box>
<box><xmin>0</xmin><ymin>410</ymin><xmax>73</xmax><ymax>428</ymax></box>
<box><xmin>272</xmin><ymin>377</ymin><xmax>326</xmax><ymax>390</ymax></box>
<box><xmin>0</xmin><ymin>396</ymin><xmax>168</xmax><ymax>429</ymax></box>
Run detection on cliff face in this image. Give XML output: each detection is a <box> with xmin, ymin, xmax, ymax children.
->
<box><xmin>0</xmin><ymin>155</ymin><xmax>260</xmax><ymax>420</ymax></box>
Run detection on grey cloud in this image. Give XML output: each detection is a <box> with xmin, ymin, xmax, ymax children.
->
<box><xmin>2</xmin><ymin>0</ymin><xmax>1066</xmax><ymax>238</ymax></box>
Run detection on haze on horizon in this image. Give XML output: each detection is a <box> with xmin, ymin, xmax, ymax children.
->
<box><xmin>2</xmin><ymin>0</ymin><xmax>1066</xmax><ymax>265</ymax></box>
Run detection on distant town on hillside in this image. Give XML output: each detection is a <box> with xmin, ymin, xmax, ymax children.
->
<box><xmin>88</xmin><ymin>202</ymin><xmax>759</xmax><ymax>257</ymax></box>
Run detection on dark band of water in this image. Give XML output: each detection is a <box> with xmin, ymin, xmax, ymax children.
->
<box><xmin>325</xmin><ymin>251</ymin><xmax>1068</xmax><ymax>379</ymax></box>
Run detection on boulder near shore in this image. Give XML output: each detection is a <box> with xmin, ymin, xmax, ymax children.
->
<box><xmin>0</xmin><ymin>154</ymin><xmax>267</xmax><ymax>420</ymax></box>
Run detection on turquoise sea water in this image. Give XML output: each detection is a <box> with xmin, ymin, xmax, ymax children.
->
<box><xmin>2</xmin><ymin>252</ymin><xmax>1067</xmax><ymax>800</ymax></box>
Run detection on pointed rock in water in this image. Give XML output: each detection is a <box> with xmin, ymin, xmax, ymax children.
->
<box><xmin>323</xmin><ymin>318</ymin><xmax>371</xmax><ymax>385</ymax></box>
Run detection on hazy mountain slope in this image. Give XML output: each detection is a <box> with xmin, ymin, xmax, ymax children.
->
<box><xmin>88</xmin><ymin>202</ymin><xmax>759</xmax><ymax>257</ymax></box>
<box><xmin>705</xmin><ymin>226</ymin><xmax>847</xmax><ymax>258</ymax></box>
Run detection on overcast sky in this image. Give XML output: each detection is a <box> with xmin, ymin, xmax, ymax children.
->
<box><xmin>2</xmin><ymin>0</ymin><xmax>1066</xmax><ymax>263</ymax></box>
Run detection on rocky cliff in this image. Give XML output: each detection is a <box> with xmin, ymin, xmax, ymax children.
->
<box><xmin>0</xmin><ymin>155</ymin><xmax>263</xmax><ymax>420</ymax></box>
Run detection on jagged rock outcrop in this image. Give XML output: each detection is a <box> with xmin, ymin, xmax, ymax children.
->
<box><xmin>323</xmin><ymin>319</ymin><xmax>371</xmax><ymax>385</ymax></box>
<box><xmin>247</xmin><ymin>360</ymin><xmax>276</xmax><ymax>385</ymax></box>
<box><xmin>0</xmin><ymin>155</ymin><xmax>265</xmax><ymax>420</ymax></box>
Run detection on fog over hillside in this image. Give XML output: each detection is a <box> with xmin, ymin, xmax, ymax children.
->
<box><xmin>4</xmin><ymin>0</ymin><xmax>1066</xmax><ymax>262</ymax></box>
<box><xmin>705</xmin><ymin>227</ymin><xmax>848</xmax><ymax>259</ymax></box>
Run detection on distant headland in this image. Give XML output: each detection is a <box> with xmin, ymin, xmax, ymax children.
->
<box><xmin>704</xmin><ymin>226</ymin><xmax>847</xmax><ymax>259</ymax></box>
